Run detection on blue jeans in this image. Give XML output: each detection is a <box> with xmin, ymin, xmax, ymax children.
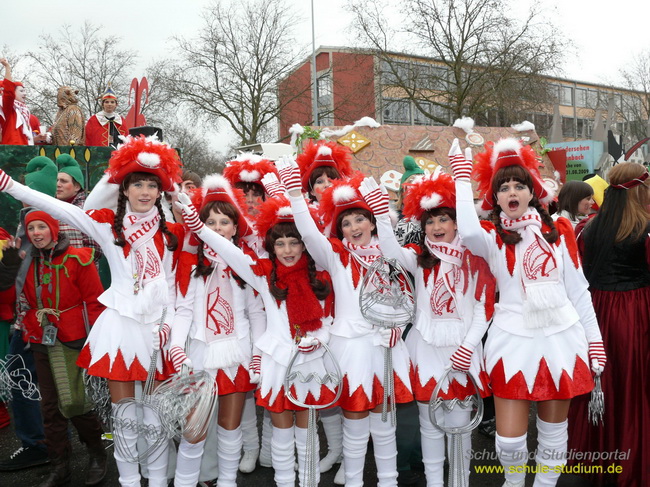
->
<box><xmin>8</xmin><ymin>331</ymin><xmax>45</xmax><ymax>451</ymax></box>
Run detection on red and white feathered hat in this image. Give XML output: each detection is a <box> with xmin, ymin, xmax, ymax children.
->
<box><xmin>254</xmin><ymin>195</ymin><xmax>322</xmax><ymax>237</ymax></box>
<box><xmin>190</xmin><ymin>174</ymin><xmax>255</xmax><ymax>238</ymax></box>
<box><xmin>319</xmin><ymin>173</ymin><xmax>371</xmax><ymax>238</ymax></box>
<box><xmin>473</xmin><ymin>138</ymin><xmax>555</xmax><ymax>214</ymax></box>
<box><xmin>223</xmin><ymin>153</ymin><xmax>278</xmax><ymax>189</ymax></box>
<box><xmin>402</xmin><ymin>169</ymin><xmax>456</xmax><ymax>222</ymax></box>
<box><xmin>296</xmin><ymin>140</ymin><xmax>354</xmax><ymax>192</ymax></box>
<box><xmin>106</xmin><ymin>135</ymin><xmax>182</xmax><ymax>192</ymax></box>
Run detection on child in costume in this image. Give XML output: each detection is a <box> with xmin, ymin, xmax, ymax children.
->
<box><xmin>361</xmin><ymin>172</ymin><xmax>494</xmax><ymax>486</ymax></box>
<box><xmin>169</xmin><ymin>176</ymin><xmax>264</xmax><ymax>487</ymax></box>
<box><xmin>176</xmin><ymin>186</ymin><xmax>337</xmax><ymax>487</ymax></box>
<box><xmin>279</xmin><ymin>159</ymin><xmax>413</xmax><ymax>487</ymax></box>
<box><xmin>0</xmin><ymin>135</ymin><xmax>185</xmax><ymax>487</ymax></box>
<box><xmin>448</xmin><ymin>137</ymin><xmax>606</xmax><ymax>487</ymax></box>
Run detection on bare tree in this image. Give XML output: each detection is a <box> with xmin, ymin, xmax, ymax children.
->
<box><xmin>153</xmin><ymin>0</ymin><xmax>310</xmax><ymax>146</ymax></box>
<box><xmin>23</xmin><ymin>22</ymin><xmax>137</xmax><ymax>126</ymax></box>
<box><xmin>620</xmin><ymin>50</ymin><xmax>650</xmax><ymax>142</ymax></box>
<box><xmin>349</xmin><ymin>0</ymin><xmax>567</xmax><ymax>126</ymax></box>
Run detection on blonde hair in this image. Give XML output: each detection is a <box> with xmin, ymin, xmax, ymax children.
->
<box><xmin>607</xmin><ymin>162</ymin><xmax>650</xmax><ymax>242</ymax></box>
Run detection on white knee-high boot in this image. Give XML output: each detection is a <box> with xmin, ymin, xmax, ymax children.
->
<box><xmin>217</xmin><ymin>425</ymin><xmax>243</xmax><ymax>487</ymax></box>
<box><xmin>444</xmin><ymin>408</ymin><xmax>472</xmax><ymax>487</ymax></box>
<box><xmin>495</xmin><ymin>432</ymin><xmax>528</xmax><ymax>487</ymax></box>
<box><xmin>417</xmin><ymin>403</ymin><xmax>445</xmax><ymax>487</ymax></box>
<box><xmin>142</xmin><ymin>405</ymin><xmax>170</xmax><ymax>487</ymax></box>
<box><xmin>532</xmin><ymin>418</ymin><xmax>567</xmax><ymax>487</ymax></box>
<box><xmin>342</xmin><ymin>416</ymin><xmax>370</xmax><ymax>487</ymax></box>
<box><xmin>369</xmin><ymin>411</ymin><xmax>398</xmax><ymax>487</ymax></box>
<box><xmin>319</xmin><ymin>406</ymin><xmax>343</xmax><ymax>472</ymax></box>
<box><xmin>239</xmin><ymin>391</ymin><xmax>259</xmax><ymax>473</ymax></box>
<box><xmin>295</xmin><ymin>425</ymin><xmax>321</xmax><ymax>487</ymax></box>
<box><xmin>112</xmin><ymin>403</ymin><xmax>141</xmax><ymax>487</ymax></box>
<box><xmin>271</xmin><ymin>425</ymin><xmax>295</xmax><ymax>487</ymax></box>
<box><xmin>259</xmin><ymin>409</ymin><xmax>273</xmax><ymax>467</ymax></box>
<box><xmin>175</xmin><ymin>438</ymin><xmax>206</xmax><ymax>487</ymax></box>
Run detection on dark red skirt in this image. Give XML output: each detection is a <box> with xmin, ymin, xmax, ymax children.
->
<box><xmin>567</xmin><ymin>286</ymin><xmax>650</xmax><ymax>487</ymax></box>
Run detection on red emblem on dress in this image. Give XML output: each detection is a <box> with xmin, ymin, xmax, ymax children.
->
<box><xmin>206</xmin><ymin>286</ymin><xmax>235</xmax><ymax>335</ymax></box>
<box><xmin>522</xmin><ymin>239</ymin><xmax>556</xmax><ymax>280</ymax></box>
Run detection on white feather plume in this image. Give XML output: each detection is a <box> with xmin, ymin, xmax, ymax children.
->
<box><xmin>420</xmin><ymin>193</ymin><xmax>443</xmax><ymax>210</ymax></box>
<box><xmin>333</xmin><ymin>185</ymin><xmax>357</xmax><ymax>203</ymax></box>
<box><xmin>511</xmin><ymin>120</ymin><xmax>536</xmax><ymax>132</ymax></box>
<box><xmin>453</xmin><ymin>117</ymin><xmax>476</xmax><ymax>134</ymax></box>
<box><xmin>239</xmin><ymin>170</ymin><xmax>261</xmax><ymax>182</ymax></box>
<box><xmin>137</xmin><ymin>152</ymin><xmax>161</xmax><ymax>168</ymax></box>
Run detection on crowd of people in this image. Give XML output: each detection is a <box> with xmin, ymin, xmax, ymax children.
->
<box><xmin>0</xmin><ymin>62</ymin><xmax>648</xmax><ymax>487</ymax></box>
<box><xmin>1</xmin><ymin>58</ymin><xmax>128</xmax><ymax>148</ymax></box>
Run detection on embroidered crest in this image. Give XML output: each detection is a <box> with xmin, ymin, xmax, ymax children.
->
<box><xmin>522</xmin><ymin>239</ymin><xmax>556</xmax><ymax>280</ymax></box>
<box><xmin>206</xmin><ymin>286</ymin><xmax>235</xmax><ymax>335</ymax></box>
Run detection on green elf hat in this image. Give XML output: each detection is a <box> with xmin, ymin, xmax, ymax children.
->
<box><xmin>400</xmin><ymin>155</ymin><xmax>425</xmax><ymax>186</ymax></box>
<box><xmin>56</xmin><ymin>154</ymin><xmax>84</xmax><ymax>189</ymax></box>
<box><xmin>25</xmin><ymin>156</ymin><xmax>57</xmax><ymax>197</ymax></box>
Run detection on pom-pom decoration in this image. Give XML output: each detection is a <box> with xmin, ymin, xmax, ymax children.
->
<box><xmin>254</xmin><ymin>195</ymin><xmax>323</xmax><ymax>238</ymax></box>
<box><xmin>296</xmin><ymin>140</ymin><xmax>354</xmax><ymax>192</ymax></box>
<box><xmin>318</xmin><ymin>172</ymin><xmax>371</xmax><ymax>238</ymax></box>
<box><xmin>223</xmin><ymin>154</ymin><xmax>278</xmax><ymax>188</ymax></box>
<box><xmin>402</xmin><ymin>171</ymin><xmax>456</xmax><ymax>222</ymax></box>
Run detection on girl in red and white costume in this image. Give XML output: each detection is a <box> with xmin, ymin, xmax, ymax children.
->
<box><xmin>279</xmin><ymin>159</ymin><xmax>413</xmax><ymax>487</ymax></box>
<box><xmin>361</xmin><ymin>172</ymin><xmax>495</xmax><ymax>486</ymax></box>
<box><xmin>449</xmin><ymin>138</ymin><xmax>606</xmax><ymax>487</ymax></box>
<box><xmin>169</xmin><ymin>175</ymin><xmax>264</xmax><ymax>487</ymax></box>
<box><xmin>0</xmin><ymin>135</ymin><xmax>185</xmax><ymax>487</ymax></box>
<box><xmin>176</xmin><ymin>189</ymin><xmax>337</xmax><ymax>487</ymax></box>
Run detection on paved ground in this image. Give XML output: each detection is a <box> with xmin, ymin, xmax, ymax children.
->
<box><xmin>0</xmin><ymin>403</ymin><xmax>595</xmax><ymax>486</ymax></box>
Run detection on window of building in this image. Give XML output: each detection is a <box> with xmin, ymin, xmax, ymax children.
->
<box><xmin>575</xmin><ymin>88</ymin><xmax>587</xmax><ymax>108</ymax></box>
<box><xmin>562</xmin><ymin>116</ymin><xmax>575</xmax><ymax>138</ymax></box>
<box><xmin>548</xmin><ymin>84</ymin><xmax>560</xmax><ymax>103</ymax></box>
<box><xmin>560</xmin><ymin>85</ymin><xmax>573</xmax><ymax>106</ymax></box>
<box><xmin>318</xmin><ymin>111</ymin><xmax>334</xmax><ymax>126</ymax></box>
<box><xmin>587</xmin><ymin>89</ymin><xmax>599</xmax><ymax>108</ymax></box>
<box><xmin>317</xmin><ymin>72</ymin><xmax>333</xmax><ymax>108</ymax></box>
<box><xmin>383</xmin><ymin>99</ymin><xmax>411</xmax><ymax>124</ymax></box>
<box><xmin>413</xmin><ymin>101</ymin><xmax>432</xmax><ymax>125</ymax></box>
<box><xmin>430</xmin><ymin>66</ymin><xmax>450</xmax><ymax>91</ymax></box>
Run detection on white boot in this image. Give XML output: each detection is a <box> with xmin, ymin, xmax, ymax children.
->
<box><xmin>418</xmin><ymin>402</ymin><xmax>445</xmax><ymax>487</ymax></box>
<box><xmin>217</xmin><ymin>425</ymin><xmax>242</xmax><ymax>487</ymax></box>
<box><xmin>142</xmin><ymin>405</ymin><xmax>170</xmax><ymax>487</ymax></box>
<box><xmin>272</xmin><ymin>425</ymin><xmax>296</xmax><ymax>487</ymax></box>
<box><xmin>333</xmin><ymin>459</ymin><xmax>346</xmax><ymax>485</ymax></box>
<box><xmin>495</xmin><ymin>432</ymin><xmax>528</xmax><ymax>487</ymax></box>
<box><xmin>342</xmin><ymin>416</ymin><xmax>370</xmax><ymax>487</ymax></box>
<box><xmin>369</xmin><ymin>411</ymin><xmax>398</xmax><ymax>487</ymax></box>
<box><xmin>532</xmin><ymin>418</ymin><xmax>567</xmax><ymax>487</ymax></box>
<box><xmin>175</xmin><ymin>438</ymin><xmax>206</xmax><ymax>487</ymax></box>
<box><xmin>319</xmin><ymin>407</ymin><xmax>343</xmax><ymax>472</ymax></box>
<box><xmin>259</xmin><ymin>409</ymin><xmax>273</xmax><ymax>467</ymax></box>
<box><xmin>295</xmin><ymin>426</ymin><xmax>321</xmax><ymax>487</ymax></box>
<box><xmin>239</xmin><ymin>392</ymin><xmax>259</xmax><ymax>473</ymax></box>
<box><xmin>112</xmin><ymin>403</ymin><xmax>141</xmax><ymax>487</ymax></box>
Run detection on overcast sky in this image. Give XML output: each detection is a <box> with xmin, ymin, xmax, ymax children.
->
<box><xmin>2</xmin><ymin>0</ymin><xmax>646</xmax><ymax>149</ymax></box>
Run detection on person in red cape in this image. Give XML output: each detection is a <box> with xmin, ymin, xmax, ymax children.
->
<box><xmin>449</xmin><ymin>137</ymin><xmax>605</xmax><ymax>487</ymax></box>
<box><xmin>0</xmin><ymin>58</ymin><xmax>39</xmax><ymax>145</ymax></box>
<box><xmin>0</xmin><ymin>135</ymin><xmax>185</xmax><ymax>487</ymax></box>
<box><xmin>84</xmin><ymin>84</ymin><xmax>129</xmax><ymax>147</ymax></box>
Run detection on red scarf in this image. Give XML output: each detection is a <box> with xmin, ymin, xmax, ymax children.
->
<box><xmin>274</xmin><ymin>254</ymin><xmax>323</xmax><ymax>340</ymax></box>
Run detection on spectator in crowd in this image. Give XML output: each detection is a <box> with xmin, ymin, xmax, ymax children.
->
<box><xmin>0</xmin><ymin>58</ymin><xmax>40</xmax><ymax>145</ymax></box>
<box><xmin>51</xmin><ymin>86</ymin><xmax>85</xmax><ymax>146</ymax></box>
<box><xmin>552</xmin><ymin>180</ymin><xmax>595</xmax><ymax>228</ymax></box>
<box><xmin>84</xmin><ymin>84</ymin><xmax>129</xmax><ymax>147</ymax></box>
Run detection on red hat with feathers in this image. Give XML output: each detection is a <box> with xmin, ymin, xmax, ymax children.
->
<box><xmin>402</xmin><ymin>169</ymin><xmax>456</xmax><ymax>222</ymax></box>
<box><xmin>296</xmin><ymin>140</ymin><xmax>354</xmax><ymax>193</ymax></box>
<box><xmin>106</xmin><ymin>135</ymin><xmax>182</xmax><ymax>192</ymax></box>
<box><xmin>255</xmin><ymin>195</ymin><xmax>323</xmax><ymax>238</ymax></box>
<box><xmin>473</xmin><ymin>138</ymin><xmax>555</xmax><ymax>214</ymax></box>
<box><xmin>223</xmin><ymin>154</ymin><xmax>278</xmax><ymax>189</ymax></box>
<box><xmin>319</xmin><ymin>172</ymin><xmax>371</xmax><ymax>238</ymax></box>
<box><xmin>192</xmin><ymin>174</ymin><xmax>255</xmax><ymax>238</ymax></box>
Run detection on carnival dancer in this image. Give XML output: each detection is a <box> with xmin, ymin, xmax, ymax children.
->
<box><xmin>360</xmin><ymin>172</ymin><xmax>494</xmax><ymax>486</ymax></box>
<box><xmin>20</xmin><ymin>210</ymin><xmax>107</xmax><ymax>487</ymax></box>
<box><xmin>0</xmin><ymin>135</ymin><xmax>185</xmax><ymax>487</ymax></box>
<box><xmin>84</xmin><ymin>84</ymin><xmax>129</xmax><ymax>147</ymax></box>
<box><xmin>0</xmin><ymin>58</ymin><xmax>39</xmax><ymax>145</ymax></box>
<box><xmin>168</xmin><ymin>176</ymin><xmax>264</xmax><ymax>487</ymax></box>
<box><xmin>278</xmin><ymin>159</ymin><xmax>413</xmax><ymax>487</ymax></box>
<box><xmin>448</xmin><ymin>138</ymin><xmax>606</xmax><ymax>487</ymax></box>
<box><xmin>223</xmin><ymin>153</ymin><xmax>279</xmax><ymax>217</ymax></box>
<box><xmin>175</xmin><ymin>183</ymin><xmax>337</xmax><ymax>487</ymax></box>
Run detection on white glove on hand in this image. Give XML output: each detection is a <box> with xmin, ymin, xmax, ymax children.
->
<box><xmin>175</xmin><ymin>192</ymin><xmax>204</xmax><ymax>234</ymax></box>
<box><xmin>276</xmin><ymin>155</ymin><xmax>303</xmax><ymax>193</ymax></box>
<box><xmin>359</xmin><ymin>177</ymin><xmax>390</xmax><ymax>216</ymax></box>
<box><xmin>379</xmin><ymin>327</ymin><xmax>403</xmax><ymax>348</ymax></box>
<box><xmin>169</xmin><ymin>346</ymin><xmax>193</xmax><ymax>373</ymax></box>
<box><xmin>0</xmin><ymin>167</ymin><xmax>14</xmax><ymax>192</ymax></box>
<box><xmin>249</xmin><ymin>355</ymin><xmax>262</xmax><ymax>384</ymax></box>
<box><xmin>449</xmin><ymin>345</ymin><xmax>474</xmax><ymax>372</ymax></box>
<box><xmin>297</xmin><ymin>336</ymin><xmax>321</xmax><ymax>353</ymax></box>
<box><xmin>588</xmin><ymin>341</ymin><xmax>607</xmax><ymax>374</ymax></box>
<box><xmin>261</xmin><ymin>172</ymin><xmax>286</xmax><ymax>197</ymax></box>
<box><xmin>448</xmin><ymin>138</ymin><xmax>473</xmax><ymax>181</ymax></box>
<box><xmin>153</xmin><ymin>323</ymin><xmax>171</xmax><ymax>350</ymax></box>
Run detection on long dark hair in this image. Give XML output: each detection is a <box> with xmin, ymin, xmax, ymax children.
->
<box><xmin>308</xmin><ymin>166</ymin><xmax>340</xmax><ymax>202</ymax></box>
<box><xmin>488</xmin><ymin>165</ymin><xmax>558</xmax><ymax>245</ymax></box>
<box><xmin>264</xmin><ymin>221</ymin><xmax>331</xmax><ymax>301</ymax></box>
<box><xmin>113</xmin><ymin>172</ymin><xmax>178</xmax><ymax>251</ymax></box>
<box><xmin>557</xmin><ymin>180</ymin><xmax>593</xmax><ymax>220</ymax></box>
<box><xmin>417</xmin><ymin>207</ymin><xmax>456</xmax><ymax>269</ymax></box>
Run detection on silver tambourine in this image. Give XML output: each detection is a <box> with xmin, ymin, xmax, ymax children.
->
<box><xmin>285</xmin><ymin>342</ymin><xmax>342</xmax><ymax>487</ymax></box>
<box><xmin>429</xmin><ymin>367</ymin><xmax>484</xmax><ymax>487</ymax></box>
<box><xmin>359</xmin><ymin>256</ymin><xmax>416</xmax><ymax>425</ymax></box>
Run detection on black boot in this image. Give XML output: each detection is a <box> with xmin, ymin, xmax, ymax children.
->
<box><xmin>38</xmin><ymin>458</ymin><xmax>71</xmax><ymax>487</ymax></box>
<box><xmin>85</xmin><ymin>446</ymin><xmax>107</xmax><ymax>486</ymax></box>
